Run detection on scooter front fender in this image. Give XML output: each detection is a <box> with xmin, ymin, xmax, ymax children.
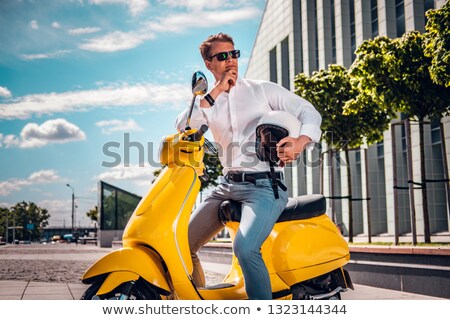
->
<box><xmin>81</xmin><ymin>246</ymin><xmax>170</xmax><ymax>294</ymax></box>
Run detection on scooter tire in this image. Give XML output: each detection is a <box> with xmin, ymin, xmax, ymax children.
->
<box><xmin>81</xmin><ymin>279</ymin><xmax>162</xmax><ymax>300</ymax></box>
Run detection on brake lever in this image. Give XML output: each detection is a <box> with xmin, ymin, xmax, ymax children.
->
<box><xmin>203</xmin><ymin>138</ymin><xmax>218</xmax><ymax>155</ymax></box>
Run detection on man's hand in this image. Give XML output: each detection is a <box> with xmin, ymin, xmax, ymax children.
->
<box><xmin>216</xmin><ymin>67</ymin><xmax>237</xmax><ymax>92</ymax></box>
<box><xmin>276</xmin><ymin>135</ymin><xmax>312</xmax><ymax>166</ymax></box>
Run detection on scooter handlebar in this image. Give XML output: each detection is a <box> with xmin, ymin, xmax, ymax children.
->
<box><xmin>188</xmin><ymin>124</ymin><xmax>208</xmax><ymax>141</ymax></box>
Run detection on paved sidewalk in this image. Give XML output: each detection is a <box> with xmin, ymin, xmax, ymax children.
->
<box><xmin>0</xmin><ymin>244</ymin><xmax>445</xmax><ymax>300</ymax></box>
<box><xmin>0</xmin><ymin>279</ymin><xmax>443</xmax><ymax>300</ymax></box>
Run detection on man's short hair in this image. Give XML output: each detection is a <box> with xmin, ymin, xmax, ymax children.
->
<box><xmin>199</xmin><ymin>33</ymin><xmax>234</xmax><ymax>61</ymax></box>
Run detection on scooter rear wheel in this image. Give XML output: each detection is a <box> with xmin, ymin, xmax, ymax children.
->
<box><xmin>81</xmin><ymin>278</ymin><xmax>161</xmax><ymax>300</ymax></box>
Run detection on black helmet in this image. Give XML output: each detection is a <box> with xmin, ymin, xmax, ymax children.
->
<box><xmin>255</xmin><ymin>111</ymin><xmax>301</xmax><ymax>164</ymax></box>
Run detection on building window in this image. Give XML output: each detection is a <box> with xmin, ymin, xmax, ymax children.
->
<box><xmin>314</xmin><ymin>0</ymin><xmax>319</xmax><ymax>69</ymax></box>
<box><xmin>270</xmin><ymin>46</ymin><xmax>277</xmax><ymax>83</ymax></box>
<box><xmin>377</xmin><ymin>141</ymin><xmax>384</xmax><ymax>158</ymax></box>
<box><xmin>293</xmin><ymin>0</ymin><xmax>303</xmax><ymax>74</ymax></box>
<box><xmin>395</xmin><ymin>0</ymin><xmax>405</xmax><ymax>37</ymax></box>
<box><xmin>349</xmin><ymin>0</ymin><xmax>356</xmax><ymax>62</ymax></box>
<box><xmin>371</xmin><ymin>0</ymin><xmax>378</xmax><ymax>38</ymax></box>
<box><xmin>281</xmin><ymin>37</ymin><xmax>290</xmax><ymax>89</ymax></box>
<box><xmin>331</xmin><ymin>0</ymin><xmax>336</xmax><ymax>63</ymax></box>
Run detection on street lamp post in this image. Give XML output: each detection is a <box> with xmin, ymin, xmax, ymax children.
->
<box><xmin>66</xmin><ymin>184</ymin><xmax>75</xmax><ymax>233</ymax></box>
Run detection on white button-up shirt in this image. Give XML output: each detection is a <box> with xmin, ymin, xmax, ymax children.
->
<box><xmin>175</xmin><ymin>78</ymin><xmax>322</xmax><ymax>175</ymax></box>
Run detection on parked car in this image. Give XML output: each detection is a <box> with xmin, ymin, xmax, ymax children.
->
<box><xmin>51</xmin><ymin>235</ymin><xmax>62</xmax><ymax>243</ymax></box>
<box><xmin>63</xmin><ymin>234</ymin><xmax>74</xmax><ymax>243</ymax></box>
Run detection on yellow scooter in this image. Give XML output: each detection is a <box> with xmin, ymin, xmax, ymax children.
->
<box><xmin>80</xmin><ymin>71</ymin><xmax>353</xmax><ymax>300</ymax></box>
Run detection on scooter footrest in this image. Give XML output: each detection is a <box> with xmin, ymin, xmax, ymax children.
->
<box><xmin>200</xmin><ymin>283</ymin><xmax>235</xmax><ymax>290</ymax></box>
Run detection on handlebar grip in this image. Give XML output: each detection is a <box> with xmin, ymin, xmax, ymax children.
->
<box><xmin>191</xmin><ymin>124</ymin><xmax>209</xmax><ymax>141</ymax></box>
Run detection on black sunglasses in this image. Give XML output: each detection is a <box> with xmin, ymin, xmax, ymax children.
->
<box><xmin>209</xmin><ymin>50</ymin><xmax>240</xmax><ymax>61</ymax></box>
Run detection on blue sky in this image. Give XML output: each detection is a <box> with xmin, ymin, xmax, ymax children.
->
<box><xmin>0</xmin><ymin>0</ymin><xmax>266</xmax><ymax>228</ymax></box>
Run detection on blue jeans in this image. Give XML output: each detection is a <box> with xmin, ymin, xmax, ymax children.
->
<box><xmin>188</xmin><ymin>174</ymin><xmax>289</xmax><ymax>299</ymax></box>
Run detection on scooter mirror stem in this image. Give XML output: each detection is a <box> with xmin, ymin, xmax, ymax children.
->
<box><xmin>186</xmin><ymin>71</ymin><xmax>208</xmax><ymax>129</ymax></box>
<box><xmin>185</xmin><ymin>95</ymin><xmax>197</xmax><ymax>130</ymax></box>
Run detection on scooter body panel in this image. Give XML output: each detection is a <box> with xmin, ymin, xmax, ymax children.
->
<box><xmin>122</xmin><ymin>165</ymin><xmax>202</xmax><ymax>299</ymax></box>
<box><xmin>81</xmin><ymin>246</ymin><xmax>170</xmax><ymax>293</ymax></box>
<box><xmin>97</xmin><ymin>271</ymin><xmax>139</xmax><ymax>296</ymax></box>
<box><xmin>271</xmin><ymin>215</ymin><xmax>349</xmax><ymax>273</ymax></box>
<box><xmin>223</xmin><ymin>214</ymin><xmax>350</xmax><ymax>292</ymax></box>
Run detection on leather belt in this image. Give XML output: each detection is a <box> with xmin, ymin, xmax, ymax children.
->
<box><xmin>225</xmin><ymin>171</ymin><xmax>284</xmax><ymax>183</ymax></box>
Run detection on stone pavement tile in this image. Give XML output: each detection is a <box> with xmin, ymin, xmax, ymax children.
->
<box><xmin>68</xmin><ymin>282</ymin><xmax>89</xmax><ymax>299</ymax></box>
<box><xmin>21</xmin><ymin>282</ymin><xmax>74</xmax><ymax>300</ymax></box>
<box><xmin>0</xmin><ymin>280</ymin><xmax>27</xmax><ymax>299</ymax></box>
<box><xmin>22</xmin><ymin>293</ymin><xmax>74</xmax><ymax>300</ymax></box>
<box><xmin>0</xmin><ymin>280</ymin><xmax>28</xmax><ymax>287</ymax></box>
<box><xmin>25</xmin><ymin>284</ymin><xmax>70</xmax><ymax>295</ymax></box>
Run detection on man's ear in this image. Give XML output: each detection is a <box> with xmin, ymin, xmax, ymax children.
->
<box><xmin>204</xmin><ymin>60</ymin><xmax>212</xmax><ymax>71</ymax></box>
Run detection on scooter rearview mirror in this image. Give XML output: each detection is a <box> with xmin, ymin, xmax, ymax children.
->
<box><xmin>191</xmin><ymin>71</ymin><xmax>208</xmax><ymax>96</ymax></box>
<box><xmin>186</xmin><ymin>71</ymin><xmax>208</xmax><ymax>130</ymax></box>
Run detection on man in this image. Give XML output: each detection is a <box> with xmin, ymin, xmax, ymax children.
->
<box><xmin>175</xmin><ymin>33</ymin><xmax>321</xmax><ymax>299</ymax></box>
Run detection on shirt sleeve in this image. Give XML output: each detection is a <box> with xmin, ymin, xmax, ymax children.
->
<box><xmin>261</xmin><ymin>81</ymin><xmax>322</xmax><ymax>142</ymax></box>
<box><xmin>174</xmin><ymin>102</ymin><xmax>208</xmax><ymax>132</ymax></box>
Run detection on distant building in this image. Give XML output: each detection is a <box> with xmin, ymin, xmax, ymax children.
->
<box><xmin>97</xmin><ymin>181</ymin><xmax>142</xmax><ymax>247</ymax></box>
<box><xmin>246</xmin><ymin>0</ymin><xmax>449</xmax><ymax>243</ymax></box>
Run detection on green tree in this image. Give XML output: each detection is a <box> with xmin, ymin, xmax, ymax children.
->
<box><xmin>8</xmin><ymin>201</ymin><xmax>50</xmax><ymax>241</ymax></box>
<box><xmin>0</xmin><ymin>207</ymin><xmax>10</xmax><ymax>240</ymax></box>
<box><xmin>424</xmin><ymin>1</ymin><xmax>450</xmax><ymax>87</ymax></box>
<box><xmin>350</xmin><ymin>32</ymin><xmax>450</xmax><ymax>243</ymax></box>
<box><xmin>295</xmin><ymin>64</ymin><xmax>392</xmax><ymax>242</ymax></box>
<box><xmin>86</xmin><ymin>205</ymin><xmax>98</xmax><ymax>222</ymax></box>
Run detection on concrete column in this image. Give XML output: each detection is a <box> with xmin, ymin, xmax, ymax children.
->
<box><xmin>383</xmin><ymin>125</ymin><xmax>396</xmax><ymax>236</ymax></box>
<box><xmin>435</xmin><ymin>0</ymin><xmax>446</xmax><ymax>9</ymax></box>
<box><xmin>378</xmin><ymin>0</ymin><xmax>397</xmax><ymax>38</ymax></box>
<box><xmin>404</xmin><ymin>0</ymin><xmax>426</xmax><ymax>32</ymax></box>
<box><xmin>335</xmin><ymin>0</ymin><xmax>352</xmax><ymax>68</ymax></box>
<box><xmin>354</xmin><ymin>0</ymin><xmax>372</xmax><ymax>46</ymax></box>
<box><xmin>317</xmin><ymin>0</ymin><xmax>333</xmax><ymax>69</ymax></box>
<box><xmin>302</xmin><ymin>0</ymin><xmax>318</xmax><ymax>73</ymax></box>
<box><xmin>442</xmin><ymin>116</ymin><xmax>450</xmax><ymax>230</ymax></box>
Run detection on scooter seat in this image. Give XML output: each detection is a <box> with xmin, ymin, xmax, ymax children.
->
<box><xmin>219</xmin><ymin>194</ymin><xmax>326</xmax><ymax>224</ymax></box>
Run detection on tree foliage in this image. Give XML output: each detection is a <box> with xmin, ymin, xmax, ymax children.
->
<box><xmin>86</xmin><ymin>205</ymin><xmax>98</xmax><ymax>222</ymax></box>
<box><xmin>0</xmin><ymin>201</ymin><xmax>50</xmax><ymax>241</ymax></box>
<box><xmin>350</xmin><ymin>33</ymin><xmax>450</xmax><ymax>122</ymax></box>
<box><xmin>295</xmin><ymin>64</ymin><xmax>391</xmax><ymax>149</ymax></box>
<box><xmin>350</xmin><ymin>31</ymin><xmax>450</xmax><ymax>243</ymax></box>
<box><xmin>424</xmin><ymin>1</ymin><xmax>450</xmax><ymax>87</ymax></box>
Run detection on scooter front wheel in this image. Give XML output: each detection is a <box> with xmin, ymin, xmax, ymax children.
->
<box><xmin>81</xmin><ymin>278</ymin><xmax>162</xmax><ymax>300</ymax></box>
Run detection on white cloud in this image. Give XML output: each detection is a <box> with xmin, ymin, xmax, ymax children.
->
<box><xmin>96</xmin><ymin>119</ymin><xmax>143</xmax><ymax>135</ymax></box>
<box><xmin>0</xmin><ymin>86</ymin><xmax>12</xmax><ymax>98</ymax></box>
<box><xmin>28</xmin><ymin>170</ymin><xmax>61</xmax><ymax>183</ymax></box>
<box><xmin>79</xmin><ymin>30</ymin><xmax>155</xmax><ymax>52</ymax></box>
<box><xmin>89</xmin><ymin>0</ymin><xmax>149</xmax><ymax>16</ymax></box>
<box><xmin>52</xmin><ymin>21</ymin><xmax>61</xmax><ymax>29</ymax></box>
<box><xmin>0</xmin><ymin>118</ymin><xmax>86</xmax><ymax>148</ymax></box>
<box><xmin>30</xmin><ymin>20</ymin><xmax>39</xmax><ymax>29</ymax></box>
<box><xmin>160</xmin><ymin>0</ymin><xmax>256</xmax><ymax>11</ymax></box>
<box><xmin>97</xmin><ymin>164</ymin><xmax>156</xmax><ymax>186</ymax></box>
<box><xmin>21</xmin><ymin>50</ymin><xmax>71</xmax><ymax>61</ymax></box>
<box><xmin>80</xmin><ymin>6</ymin><xmax>260</xmax><ymax>52</ymax></box>
<box><xmin>0</xmin><ymin>170</ymin><xmax>61</xmax><ymax>196</ymax></box>
<box><xmin>0</xmin><ymin>82</ymin><xmax>190</xmax><ymax>120</ymax></box>
<box><xmin>37</xmin><ymin>199</ymin><xmax>95</xmax><ymax>228</ymax></box>
<box><xmin>68</xmin><ymin>27</ymin><xmax>101</xmax><ymax>35</ymax></box>
<box><xmin>145</xmin><ymin>8</ymin><xmax>260</xmax><ymax>33</ymax></box>
<box><xmin>0</xmin><ymin>202</ymin><xmax>13</xmax><ymax>209</ymax></box>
